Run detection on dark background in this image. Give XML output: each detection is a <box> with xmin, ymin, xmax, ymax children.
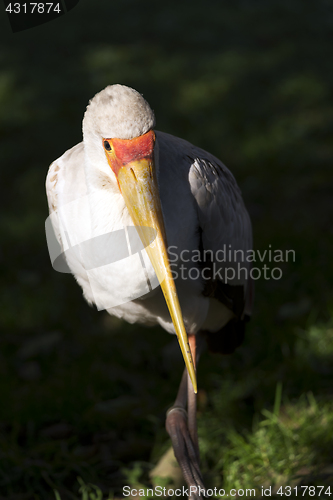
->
<box><xmin>0</xmin><ymin>0</ymin><xmax>333</xmax><ymax>498</ymax></box>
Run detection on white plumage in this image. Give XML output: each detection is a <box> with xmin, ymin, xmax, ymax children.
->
<box><xmin>46</xmin><ymin>84</ymin><xmax>253</xmax><ymax>493</ymax></box>
<box><xmin>46</xmin><ymin>85</ymin><xmax>252</xmax><ymax>337</ymax></box>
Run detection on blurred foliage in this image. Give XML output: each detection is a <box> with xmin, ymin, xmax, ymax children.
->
<box><xmin>0</xmin><ymin>0</ymin><xmax>333</xmax><ymax>498</ymax></box>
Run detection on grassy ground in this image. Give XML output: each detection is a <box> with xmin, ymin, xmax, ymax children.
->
<box><xmin>0</xmin><ymin>0</ymin><xmax>333</xmax><ymax>498</ymax></box>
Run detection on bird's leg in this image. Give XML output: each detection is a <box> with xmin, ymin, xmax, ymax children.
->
<box><xmin>166</xmin><ymin>334</ymin><xmax>205</xmax><ymax>499</ymax></box>
<box><xmin>187</xmin><ymin>334</ymin><xmax>199</xmax><ymax>462</ymax></box>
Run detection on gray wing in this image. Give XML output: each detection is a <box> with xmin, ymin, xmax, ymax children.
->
<box><xmin>188</xmin><ymin>153</ymin><xmax>254</xmax><ymax>319</ymax></box>
<box><xmin>156</xmin><ymin>130</ymin><xmax>254</xmax><ymax>320</ymax></box>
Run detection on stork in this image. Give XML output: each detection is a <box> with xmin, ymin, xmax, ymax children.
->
<box><xmin>46</xmin><ymin>85</ymin><xmax>253</xmax><ymax>497</ymax></box>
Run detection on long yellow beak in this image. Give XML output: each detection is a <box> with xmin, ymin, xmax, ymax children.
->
<box><xmin>117</xmin><ymin>158</ymin><xmax>197</xmax><ymax>393</ymax></box>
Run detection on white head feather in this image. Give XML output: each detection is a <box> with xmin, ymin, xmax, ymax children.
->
<box><xmin>83</xmin><ymin>84</ymin><xmax>155</xmax><ymax>141</ymax></box>
<box><xmin>82</xmin><ymin>85</ymin><xmax>156</xmax><ymax>191</ymax></box>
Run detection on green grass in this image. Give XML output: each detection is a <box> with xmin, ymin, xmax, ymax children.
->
<box><xmin>1</xmin><ymin>0</ymin><xmax>333</xmax><ymax>498</ymax></box>
<box><xmin>54</xmin><ymin>478</ymin><xmax>112</xmax><ymax>500</ymax></box>
<box><xmin>53</xmin><ymin>319</ymin><xmax>333</xmax><ymax>499</ymax></box>
<box><xmin>54</xmin><ymin>388</ymin><xmax>333</xmax><ymax>499</ymax></box>
<box><xmin>202</xmin><ymin>393</ymin><xmax>333</xmax><ymax>496</ymax></box>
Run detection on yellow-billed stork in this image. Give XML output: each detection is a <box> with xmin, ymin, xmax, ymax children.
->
<box><xmin>46</xmin><ymin>84</ymin><xmax>253</xmax><ymax>497</ymax></box>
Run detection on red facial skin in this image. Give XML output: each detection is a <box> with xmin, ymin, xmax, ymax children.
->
<box><xmin>103</xmin><ymin>129</ymin><xmax>155</xmax><ymax>178</ymax></box>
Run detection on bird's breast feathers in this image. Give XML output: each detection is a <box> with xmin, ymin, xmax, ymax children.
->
<box><xmin>46</xmin><ymin>130</ymin><xmax>251</xmax><ymax>333</ymax></box>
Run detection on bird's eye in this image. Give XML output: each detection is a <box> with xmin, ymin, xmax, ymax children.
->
<box><xmin>104</xmin><ymin>141</ymin><xmax>112</xmax><ymax>151</ymax></box>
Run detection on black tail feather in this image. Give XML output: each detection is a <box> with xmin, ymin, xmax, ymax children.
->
<box><xmin>202</xmin><ymin>318</ymin><xmax>246</xmax><ymax>355</ymax></box>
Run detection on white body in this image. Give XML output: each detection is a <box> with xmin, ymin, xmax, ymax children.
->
<box><xmin>46</xmin><ymin>130</ymin><xmax>252</xmax><ymax>335</ymax></box>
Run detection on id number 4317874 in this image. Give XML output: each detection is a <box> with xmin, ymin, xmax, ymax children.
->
<box><xmin>5</xmin><ymin>3</ymin><xmax>61</xmax><ymax>14</ymax></box>
<box><xmin>276</xmin><ymin>486</ymin><xmax>331</xmax><ymax>496</ymax></box>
